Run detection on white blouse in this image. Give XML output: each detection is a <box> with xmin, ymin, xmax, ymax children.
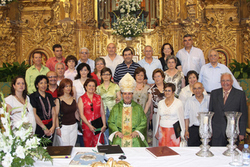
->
<box><xmin>5</xmin><ymin>95</ymin><xmax>36</xmax><ymax>134</ymax></box>
<box><xmin>155</xmin><ymin>98</ymin><xmax>185</xmax><ymax>138</ymax></box>
<box><xmin>73</xmin><ymin>79</ymin><xmax>86</xmax><ymax>102</ymax></box>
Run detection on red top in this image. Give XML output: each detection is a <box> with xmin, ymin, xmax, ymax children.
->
<box><xmin>91</xmin><ymin>72</ymin><xmax>101</xmax><ymax>86</ymax></box>
<box><xmin>46</xmin><ymin>88</ymin><xmax>58</xmax><ymax>98</ymax></box>
<box><xmin>46</xmin><ymin>57</ymin><xmax>67</xmax><ymax>71</ymax></box>
<box><xmin>80</xmin><ymin>93</ymin><xmax>102</xmax><ymax>130</ymax></box>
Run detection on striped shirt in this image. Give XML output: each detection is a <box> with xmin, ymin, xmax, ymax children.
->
<box><xmin>114</xmin><ymin>61</ymin><xmax>141</xmax><ymax>83</ymax></box>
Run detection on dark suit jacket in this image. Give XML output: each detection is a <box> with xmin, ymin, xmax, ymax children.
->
<box><xmin>209</xmin><ymin>87</ymin><xmax>248</xmax><ymax>146</ymax></box>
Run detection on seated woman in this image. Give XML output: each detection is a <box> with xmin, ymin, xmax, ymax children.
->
<box><xmin>5</xmin><ymin>76</ymin><xmax>36</xmax><ymax>134</ymax></box>
<box><xmin>155</xmin><ymin>83</ymin><xmax>185</xmax><ymax>147</ymax></box>
<box><xmin>78</xmin><ymin>78</ymin><xmax>106</xmax><ymax>147</ymax></box>
<box><xmin>108</xmin><ymin>73</ymin><xmax>148</xmax><ymax>147</ymax></box>
<box><xmin>55</xmin><ymin>78</ymin><xmax>78</xmax><ymax>146</ymax></box>
<box><xmin>29</xmin><ymin>75</ymin><xmax>56</xmax><ymax>146</ymax></box>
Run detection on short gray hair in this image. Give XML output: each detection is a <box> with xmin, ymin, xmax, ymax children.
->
<box><xmin>220</xmin><ymin>72</ymin><xmax>233</xmax><ymax>82</ymax></box>
<box><xmin>79</xmin><ymin>47</ymin><xmax>89</xmax><ymax>53</ymax></box>
<box><xmin>144</xmin><ymin>45</ymin><xmax>153</xmax><ymax>53</ymax></box>
<box><xmin>55</xmin><ymin>62</ymin><xmax>65</xmax><ymax>70</ymax></box>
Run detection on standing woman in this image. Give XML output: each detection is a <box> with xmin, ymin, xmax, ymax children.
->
<box><xmin>73</xmin><ymin>63</ymin><xmax>92</xmax><ymax>102</ymax></box>
<box><xmin>164</xmin><ymin>55</ymin><xmax>185</xmax><ymax>97</ymax></box>
<box><xmin>55</xmin><ymin>78</ymin><xmax>78</xmax><ymax>146</ymax></box>
<box><xmin>91</xmin><ymin>58</ymin><xmax>106</xmax><ymax>86</ymax></box>
<box><xmin>155</xmin><ymin>83</ymin><xmax>185</xmax><ymax>147</ymax></box>
<box><xmin>73</xmin><ymin>63</ymin><xmax>92</xmax><ymax>147</ymax></box>
<box><xmin>144</xmin><ymin>69</ymin><xmax>166</xmax><ymax>147</ymax></box>
<box><xmin>29</xmin><ymin>75</ymin><xmax>56</xmax><ymax>146</ymax></box>
<box><xmin>179</xmin><ymin>70</ymin><xmax>207</xmax><ymax>108</ymax></box>
<box><xmin>78</xmin><ymin>78</ymin><xmax>106</xmax><ymax>147</ymax></box>
<box><xmin>96</xmin><ymin>67</ymin><xmax>121</xmax><ymax>143</ymax></box>
<box><xmin>159</xmin><ymin>43</ymin><xmax>181</xmax><ymax>71</ymax></box>
<box><xmin>5</xmin><ymin>76</ymin><xmax>36</xmax><ymax>134</ymax></box>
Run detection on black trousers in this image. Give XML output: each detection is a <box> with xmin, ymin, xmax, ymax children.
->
<box><xmin>187</xmin><ymin>125</ymin><xmax>201</xmax><ymax>146</ymax></box>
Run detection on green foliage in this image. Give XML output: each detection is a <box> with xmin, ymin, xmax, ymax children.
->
<box><xmin>0</xmin><ymin>61</ymin><xmax>30</xmax><ymax>82</ymax></box>
<box><xmin>229</xmin><ymin>59</ymin><xmax>250</xmax><ymax>79</ymax></box>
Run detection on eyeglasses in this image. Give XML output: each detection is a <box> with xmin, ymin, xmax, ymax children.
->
<box><xmin>90</xmin><ymin>103</ymin><xmax>93</xmax><ymax>111</ymax></box>
<box><xmin>102</xmin><ymin>74</ymin><xmax>111</xmax><ymax>76</ymax></box>
<box><xmin>80</xmin><ymin>52</ymin><xmax>88</xmax><ymax>54</ymax></box>
<box><xmin>164</xmin><ymin>89</ymin><xmax>172</xmax><ymax>92</ymax></box>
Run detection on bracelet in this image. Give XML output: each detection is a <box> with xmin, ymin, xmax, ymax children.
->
<box><xmin>56</xmin><ymin>127</ymin><xmax>60</xmax><ymax>130</ymax></box>
<box><xmin>42</xmin><ymin>126</ymin><xmax>47</xmax><ymax>131</ymax></box>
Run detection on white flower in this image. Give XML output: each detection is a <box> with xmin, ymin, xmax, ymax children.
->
<box><xmin>120</xmin><ymin>8</ymin><xmax>125</xmax><ymax>13</ymax></box>
<box><xmin>15</xmin><ymin>146</ymin><xmax>26</xmax><ymax>159</ymax></box>
<box><xmin>2</xmin><ymin>152</ymin><xmax>13</xmax><ymax>167</ymax></box>
<box><xmin>2</xmin><ymin>145</ymin><xmax>11</xmax><ymax>153</ymax></box>
<box><xmin>26</xmin><ymin>137</ymin><xmax>40</xmax><ymax>149</ymax></box>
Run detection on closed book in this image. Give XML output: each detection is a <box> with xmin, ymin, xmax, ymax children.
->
<box><xmin>173</xmin><ymin>121</ymin><xmax>181</xmax><ymax>138</ymax></box>
<box><xmin>97</xmin><ymin>145</ymin><xmax>124</xmax><ymax>156</ymax></box>
<box><xmin>146</xmin><ymin>146</ymin><xmax>179</xmax><ymax>158</ymax></box>
<box><xmin>69</xmin><ymin>152</ymin><xmax>105</xmax><ymax>167</ymax></box>
<box><xmin>47</xmin><ymin>146</ymin><xmax>73</xmax><ymax>158</ymax></box>
<box><xmin>91</xmin><ymin>117</ymin><xmax>103</xmax><ymax>135</ymax></box>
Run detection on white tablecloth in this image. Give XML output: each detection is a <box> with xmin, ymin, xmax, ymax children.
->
<box><xmin>34</xmin><ymin>147</ymin><xmax>233</xmax><ymax>167</ymax></box>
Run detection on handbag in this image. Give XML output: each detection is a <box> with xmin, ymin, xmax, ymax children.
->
<box><xmin>96</xmin><ymin>132</ymin><xmax>109</xmax><ymax>147</ymax></box>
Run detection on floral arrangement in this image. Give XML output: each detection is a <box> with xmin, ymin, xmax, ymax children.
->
<box><xmin>117</xmin><ymin>0</ymin><xmax>143</xmax><ymax>14</ymax></box>
<box><xmin>0</xmin><ymin>0</ymin><xmax>14</xmax><ymax>6</ymax></box>
<box><xmin>112</xmin><ymin>13</ymin><xmax>146</xmax><ymax>38</ymax></box>
<box><xmin>0</xmin><ymin>93</ymin><xmax>52</xmax><ymax>167</ymax></box>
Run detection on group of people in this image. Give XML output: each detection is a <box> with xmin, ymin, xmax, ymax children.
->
<box><xmin>4</xmin><ymin>34</ymin><xmax>248</xmax><ymax>148</ymax></box>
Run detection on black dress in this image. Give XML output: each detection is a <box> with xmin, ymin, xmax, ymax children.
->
<box><xmin>29</xmin><ymin>91</ymin><xmax>55</xmax><ymax>146</ymax></box>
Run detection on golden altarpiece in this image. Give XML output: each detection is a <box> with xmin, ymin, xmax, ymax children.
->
<box><xmin>0</xmin><ymin>0</ymin><xmax>250</xmax><ymax>66</ymax></box>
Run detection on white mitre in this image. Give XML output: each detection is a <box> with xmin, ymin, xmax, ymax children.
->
<box><xmin>119</xmin><ymin>73</ymin><xmax>136</xmax><ymax>92</ymax></box>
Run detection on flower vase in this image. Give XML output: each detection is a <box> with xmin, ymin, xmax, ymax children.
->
<box><xmin>196</xmin><ymin>112</ymin><xmax>214</xmax><ymax>157</ymax></box>
<box><xmin>223</xmin><ymin>111</ymin><xmax>242</xmax><ymax>156</ymax></box>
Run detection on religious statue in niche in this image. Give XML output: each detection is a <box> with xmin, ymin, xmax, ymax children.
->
<box><xmin>97</xmin><ymin>0</ymin><xmax>160</xmax><ymax>29</ymax></box>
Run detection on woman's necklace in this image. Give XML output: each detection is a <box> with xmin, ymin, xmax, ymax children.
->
<box><xmin>15</xmin><ymin>95</ymin><xmax>25</xmax><ymax>105</ymax></box>
<box><xmin>136</xmin><ymin>84</ymin><xmax>144</xmax><ymax>103</ymax></box>
<box><xmin>136</xmin><ymin>83</ymin><xmax>144</xmax><ymax>91</ymax></box>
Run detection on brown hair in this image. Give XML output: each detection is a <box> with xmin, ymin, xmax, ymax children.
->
<box><xmin>83</xmin><ymin>78</ymin><xmax>97</xmax><ymax>92</ymax></box>
<box><xmin>58</xmin><ymin>78</ymin><xmax>73</xmax><ymax>97</ymax></box>
<box><xmin>134</xmin><ymin>67</ymin><xmax>147</xmax><ymax>80</ymax></box>
<box><xmin>11</xmin><ymin>76</ymin><xmax>27</xmax><ymax>99</ymax></box>
<box><xmin>100</xmin><ymin>67</ymin><xmax>112</xmax><ymax>83</ymax></box>
<box><xmin>164</xmin><ymin>83</ymin><xmax>176</xmax><ymax>92</ymax></box>
<box><xmin>152</xmin><ymin>69</ymin><xmax>165</xmax><ymax>80</ymax></box>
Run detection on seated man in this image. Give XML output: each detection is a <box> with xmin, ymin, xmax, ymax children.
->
<box><xmin>108</xmin><ymin>73</ymin><xmax>148</xmax><ymax>147</ymax></box>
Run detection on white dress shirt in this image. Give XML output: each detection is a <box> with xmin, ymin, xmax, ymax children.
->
<box><xmin>184</xmin><ymin>95</ymin><xmax>210</xmax><ymax>127</ymax></box>
<box><xmin>102</xmin><ymin>54</ymin><xmax>124</xmax><ymax>77</ymax></box>
<box><xmin>198</xmin><ymin>63</ymin><xmax>242</xmax><ymax>92</ymax></box>
<box><xmin>176</xmin><ymin>46</ymin><xmax>205</xmax><ymax>76</ymax></box>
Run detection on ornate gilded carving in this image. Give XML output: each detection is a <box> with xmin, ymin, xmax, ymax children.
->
<box><xmin>0</xmin><ymin>0</ymin><xmax>250</xmax><ymax>67</ymax></box>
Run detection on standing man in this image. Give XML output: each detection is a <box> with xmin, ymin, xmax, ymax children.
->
<box><xmin>46</xmin><ymin>44</ymin><xmax>67</xmax><ymax>71</ymax></box>
<box><xmin>26</xmin><ymin>51</ymin><xmax>50</xmax><ymax>94</ymax></box>
<box><xmin>114</xmin><ymin>47</ymin><xmax>141</xmax><ymax>83</ymax></box>
<box><xmin>103</xmin><ymin>43</ymin><xmax>124</xmax><ymax>76</ymax></box>
<box><xmin>184</xmin><ymin>82</ymin><xmax>210</xmax><ymax>146</ymax></box>
<box><xmin>199</xmin><ymin>49</ymin><xmax>242</xmax><ymax>93</ymax></box>
<box><xmin>76</xmin><ymin>47</ymin><xmax>95</xmax><ymax>72</ymax></box>
<box><xmin>46</xmin><ymin>71</ymin><xmax>58</xmax><ymax>99</ymax></box>
<box><xmin>108</xmin><ymin>73</ymin><xmax>148</xmax><ymax>147</ymax></box>
<box><xmin>209</xmin><ymin>73</ymin><xmax>247</xmax><ymax>146</ymax></box>
<box><xmin>138</xmin><ymin>46</ymin><xmax>162</xmax><ymax>86</ymax></box>
<box><xmin>55</xmin><ymin>62</ymin><xmax>65</xmax><ymax>85</ymax></box>
<box><xmin>176</xmin><ymin>34</ymin><xmax>205</xmax><ymax>77</ymax></box>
